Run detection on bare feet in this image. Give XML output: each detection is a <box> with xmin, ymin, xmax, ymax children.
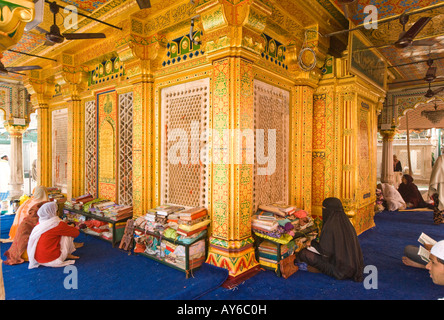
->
<box><xmin>67</xmin><ymin>254</ymin><xmax>79</xmax><ymax>260</ymax></box>
<box><xmin>0</xmin><ymin>238</ymin><xmax>13</xmax><ymax>243</ymax></box>
<box><xmin>402</xmin><ymin>256</ymin><xmax>426</xmax><ymax>269</ymax></box>
<box><xmin>74</xmin><ymin>242</ymin><xmax>84</xmax><ymax>249</ymax></box>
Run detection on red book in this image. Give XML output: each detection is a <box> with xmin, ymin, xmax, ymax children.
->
<box><xmin>180</xmin><ymin>210</ymin><xmax>208</xmax><ymax>221</ymax></box>
<box><xmin>177</xmin><ymin>225</ymin><xmax>208</xmax><ymax>237</ymax></box>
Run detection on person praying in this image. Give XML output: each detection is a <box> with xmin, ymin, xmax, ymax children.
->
<box><xmin>296</xmin><ymin>197</ymin><xmax>364</xmax><ymax>282</ymax></box>
<box><xmin>429</xmin><ymin>154</ymin><xmax>444</xmax><ymax>224</ymax></box>
<box><xmin>1</xmin><ymin>186</ymin><xmax>49</xmax><ymax>243</ymax></box>
<box><xmin>27</xmin><ymin>202</ymin><xmax>83</xmax><ymax>269</ymax></box>
<box><xmin>398</xmin><ymin>174</ymin><xmax>427</xmax><ymax>209</ymax></box>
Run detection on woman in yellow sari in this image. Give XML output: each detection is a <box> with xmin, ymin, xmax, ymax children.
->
<box><xmin>1</xmin><ymin>186</ymin><xmax>48</xmax><ymax>242</ymax></box>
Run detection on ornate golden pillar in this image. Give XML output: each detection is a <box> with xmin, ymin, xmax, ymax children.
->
<box><xmin>60</xmin><ymin>56</ymin><xmax>87</xmax><ymax>199</ymax></box>
<box><xmin>287</xmin><ymin>25</ymin><xmax>326</xmax><ymax>217</ymax></box>
<box><xmin>116</xmin><ymin>32</ymin><xmax>167</xmax><ymax>217</ymax></box>
<box><xmin>24</xmin><ymin>73</ymin><xmax>53</xmax><ymax>187</ymax></box>
<box><xmin>197</xmin><ymin>0</ymin><xmax>271</xmax><ymax>284</ymax></box>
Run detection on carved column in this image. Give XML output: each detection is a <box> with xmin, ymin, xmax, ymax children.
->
<box><xmin>60</xmin><ymin>58</ymin><xmax>87</xmax><ymax>199</ymax></box>
<box><xmin>116</xmin><ymin>32</ymin><xmax>167</xmax><ymax>217</ymax></box>
<box><xmin>4</xmin><ymin>124</ymin><xmax>28</xmax><ymax>199</ymax></box>
<box><xmin>197</xmin><ymin>0</ymin><xmax>271</xmax><ymax>284</ymax></box>
<box><xmin>380</xmin><ymin>129</ymin><xmax>396</xmax><ymax>185</ymax></box>
<box><xmin>24</xmin><ymin>74</ymin><xmax>53</xmax><ymax>187</ymax></box>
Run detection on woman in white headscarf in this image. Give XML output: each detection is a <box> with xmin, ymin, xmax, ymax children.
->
<box><xmin>378</xmin><ymin>183</ymin><xmax>406</xmax><ymax>211</ymax></box>
<box><xmin>27</xmin><ymin>202</ymin><xmax>81</xmax><ymax>269</ymax></box>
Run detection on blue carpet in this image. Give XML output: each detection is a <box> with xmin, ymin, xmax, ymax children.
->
<box><xmin>1</xmin><ymin>210</ymin><xmax>443</xmax><ymax>300</ymax></box>
<box><xmin>0</xmin><ymin>214</ymin><xmax>228</xmax><ymax>300</ymax></box>
<box><xmin>199</xmin><ymin>210</ymin><xmax>444</xmax><ymax>300</ymax></box>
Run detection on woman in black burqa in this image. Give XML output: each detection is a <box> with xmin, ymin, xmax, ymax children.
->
<box><xmin>296</xmin><ymin>197</ymin><xmax>364</xmax><ymax>282</ymax></box>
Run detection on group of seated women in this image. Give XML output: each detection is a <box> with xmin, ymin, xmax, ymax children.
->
<box><xmin>1</xmin><ymin>186</ymin><xmax>82</xmax><ymax>268</ymax></box>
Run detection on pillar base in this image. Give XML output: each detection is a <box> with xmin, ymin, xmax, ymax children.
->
<box><xmin>221</xmin><ymin>265</ymin><xmax>262</xmax><ymax>289</ymax></box>
<box><xmin>205</xmin><ymin>236</ymin><xmax>259</xmax><ymax>285</ymax></box>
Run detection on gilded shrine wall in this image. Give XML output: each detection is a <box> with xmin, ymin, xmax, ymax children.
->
<box><xmin>17</xmin><ymin>0</ymin><xmax>387</xmax><ymax>278</ymax></box>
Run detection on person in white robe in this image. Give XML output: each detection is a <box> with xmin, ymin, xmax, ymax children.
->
<box><xmin>379</xmin><ymin>183</ymin><xmax>406</xmax><ymax>211</ymax></box>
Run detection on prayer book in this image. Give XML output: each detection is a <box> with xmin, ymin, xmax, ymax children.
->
<box><xmin>418</xmin><ymin>246</ymin><xmax>431</xmax><ymax>263</ymax></box>
<box><xmin>418</xmin><ymin>232</ymin><xmax>437</xmax><ymax>246</ymax></box>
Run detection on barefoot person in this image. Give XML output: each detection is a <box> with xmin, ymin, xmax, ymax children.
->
<box><xmin>404</xmin><ymin>240</ymin><xmax>444</xmax><ymax>286</ymax></box>
<box><xmin>27</xmin><ymin>202</ymin><xmax>83</xmax><ymax>269</ymax></box>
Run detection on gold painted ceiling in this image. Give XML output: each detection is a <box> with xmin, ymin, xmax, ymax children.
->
<box><xmin>331</xmin><ymin>0</ymin><xmax>444</xmax><ymax>91</ymax></box>
<box><xmin>1</xmin><ymin>0</ymin><xmax>444</xmax><ymax>92</ymax></box>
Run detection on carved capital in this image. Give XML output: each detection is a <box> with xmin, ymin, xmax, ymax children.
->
<box><xmin>197</xmin><ymin>0</ymin><xmax>271</xmax><ymax>60</ymax></box>
<box><xmin>116</xmin><ymin>33</ymin><xmax>168</xmax><ymax>80</ymax></box>
<box><xmin>23</xmin><ymin>73</ymin><xmax>52</xmax><ymax>108</ymax></box>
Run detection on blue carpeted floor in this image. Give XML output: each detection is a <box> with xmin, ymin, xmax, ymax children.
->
<box><xmin>0</xmin><ymin>214</ymin><xmax>228</xmax><ymax>300</ymax></box>
<box><xmin>200</xmin><ymin>210</ymin><xmax>444</xmax><ymax>300</ymax></box>
<box><xmin>1</xmin><ymin>209</ymin><xmax>443</xmax><ymax>300</ymax></box>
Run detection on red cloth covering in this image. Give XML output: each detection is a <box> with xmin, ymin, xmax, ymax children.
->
<box><xmin>34</xmin><ymin>221</ymin><xmax>80</xmax><ymax>264</ymax></box>
<box><xmin>3</xmin><ymin>201</ymin><xmax>49</xmax><ymax>265</ymax></box>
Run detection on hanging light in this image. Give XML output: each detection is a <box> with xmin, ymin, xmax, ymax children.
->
<box><xmin>421</xmin><ymin>100</ymin><xmax>444</xmax><ymax>124</ymax></box>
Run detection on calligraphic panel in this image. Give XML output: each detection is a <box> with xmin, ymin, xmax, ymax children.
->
<box><xmin>97</xmin><ymin>90</ymin><xmax>117</xmax><ymax>202</ymax></box>
<box><xmin>52</xmin><ymin>108</ymin><xmax>68</xmax><ymax>193</ymax></box>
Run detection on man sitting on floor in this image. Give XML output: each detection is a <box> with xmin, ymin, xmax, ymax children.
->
<box><xmin>403</xmin><ymin>240</ymin><xmax>444</xmax><ymax>286</ymax></box>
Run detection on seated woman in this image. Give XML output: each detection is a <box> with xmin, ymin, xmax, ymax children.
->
<box><xmin>296</xmin><ymin>197</ymin><xmax>364</xmax><ymax>282</ymax></box>
<box><xmin>398</xmin><ymin>174</ymin><xmax>427</xmax><ymax>209</ymax></box>
<box><xmin>27</xmin><ymin>202</ymin><xmax>83</xmax><ymax>269</ymax></box>
<box><xmin>1</xmin><ymin>186</ymin><xmax>49</xmax><ymax>243</ymax></box>
<box><xmin>378</xmin><ymin>183</ymin><xmax>406</xmax><ymax>211</ymax></box>
<box><xmin>3</xmin><ymin>186</ymin><xmax>50</xmax><ymax>265</ymax></box>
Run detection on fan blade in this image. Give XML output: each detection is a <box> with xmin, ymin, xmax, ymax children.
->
<box><xmin>411</xmin><ymin>39</ymin><xmax>436</xmax><ymax>46</ymax></box>
<box><xmin>425</xmin><ymin>66</ymin><xmax>437</xmax><ymax>82</ymax></box>
<box><xmin>44</xmin><ymin>40</ymin><xmax>56</xmax><ymax>46</ymax></box>
<box><xmin>6</xmin><ymin>65</ymin><xmax>42</xmax><ymax>71</ymax></box>
<box><xmin>63</xmin><ymin>33</ymin><xmax>106</xmax><ymax>40</ymax></box>
<box><xmin>34</xmin><ymin>26</ymin><xmax>49</xmax><ymax>34</ymax></box>
<box><xmin>401</xmin><ymin>16</ymin><xmax>432</xmax><ymax>42</ymax></box>
<box><xmin>137</xmin><ymin>0</ymin><xmax>151</xmax><ymax>9</ymax></box>
<box><xmin>434</xmin><ymin>87</ymin><xmax>444</xmax><ymax>95</ymax></box>
<box><xmin>338</xmin><ymin>0</ymin><xmax>358</xmax><ymax>19</ymax></box>
<box><xmin>390</xmin><ymin>78</ymin><xmax>427</xmax><ymax>85</ymax></box>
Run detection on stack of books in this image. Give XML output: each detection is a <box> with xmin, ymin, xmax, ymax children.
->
<box><xmin>47</xmin><ymin>187</ymin><xmax>66</xmax><ymax>204</ymax></box>
<box><xmin>177</xmin><ymin>207</ymin><xmax>210</xmax><ymax>238</ymax></box>
<box><xmin>105</xmin><ymin>205</ymin><xmax>133</xmax><ymax>221</ymax></box>
<box><xmin>258</xmin><ymin>203</ymin><xmax>297</xmax><ymax>218</ymax></box>
<box><xmin>251</xmin><ymin>211</ymin><xmax>279</xmax><ymax>236</ymax></box>
<box><xmin>154</xmin><ymin>205</ymin><xmax>184</xmax><ymax>225</ymax></box>
<box><xmin>257</xmin><ymin>240</ymin><xmax>278</xmax><ymax>267</ymax></box>
<box><xmin>69</xmin><ymin>193</ymin><xmax>95</xmax><ymax>210</ymax></box>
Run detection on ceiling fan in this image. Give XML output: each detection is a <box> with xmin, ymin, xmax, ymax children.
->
<box><xmin>424</xmin><ymin>82</ymin><xmax>444</xmax><ymax>98</ymax></box>
<box><xmin>358</xmin><ymin>12</ymin><xmax>434</xmax><ymax>51</ymax></box>
<box><xmin>390</xmin><ymin>59</ymin><xmax>444</xmax><ymax>86</ymax></box>
<box><xmin>38</xmin><ymin>1</ymin><xmax>106</xmax><ymax>46</ymax></box>
<box><xmin>337</xmin><ymin>0</ymin><xmax>359</xmax><ymax>19</ymax></box>
<box><xmin>0</xmin><ymin>60</ymin><xmax>42</xmax><ymax>76</ymax></box>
